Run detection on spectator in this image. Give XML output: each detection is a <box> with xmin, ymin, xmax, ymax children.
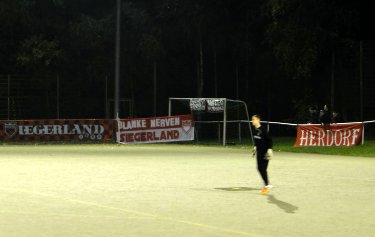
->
<box><xmin>308</xmin><ymin>106</ymin><xmax>319</xmax><ymax>124</ymax></box>
<box><xmin>332</xmin><ymin>111</ymin><xmax>341</xmax><ymax>123</ymax></box>
<box><xmin>319</xmin><ymin>105</ymin><xmax>331</xmax><ymax>124</ymax></box>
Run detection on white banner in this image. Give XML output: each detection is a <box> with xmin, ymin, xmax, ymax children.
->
<box><xmin>117</xmin><ymin>114</ymin><xmax>194</xmax><ymax>144</ymax></box>
<box><xmin>189</xmin><ymin>98</ymin><xmax>206</xmax><ymax>111</ymax></box>
<box><xmin>206</xmin><ymin>99</ymin><xmax>225</xmax><ymax>112</ymax></box>
<box><xmin>189</xmin><ymin>98</ymin><xmax>225</xmax><ymax>112</ymax></box>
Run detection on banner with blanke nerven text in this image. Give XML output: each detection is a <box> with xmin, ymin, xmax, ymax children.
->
<box><xmin>117</xmin><ymin>114</ymin><xmax>194</xmax><ymax>144</ymax></box>
<box><xmin>295</xmin><ymin>123</ymin><xmax>363</xmax><ymax>147</ymax></box>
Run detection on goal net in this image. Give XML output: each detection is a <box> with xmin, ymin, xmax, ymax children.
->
<box><xmin>168</xmin><ymin>98</ymin><xmax>253</xmax><ymax>146</ymax></box>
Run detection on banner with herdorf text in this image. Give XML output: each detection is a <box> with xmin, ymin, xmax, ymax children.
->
<box><xmin>117</xmin><ymin>114</ymin><xmax>194</xmax><ymax>144</ymax></box>
<box><xmin>295</xmin><ymin>123</ymin><xmax>363</xmax><ymax>147</ymax></box>
<box><xmin>0</xmin><ymin>119</ymin><xmax>114</xmax><ymax>142</ymax></box>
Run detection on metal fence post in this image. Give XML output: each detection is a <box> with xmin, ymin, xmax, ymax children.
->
<box><xmin>362</xmin><ymin>122</ymin><xmax>365</xmax><ymax>145</ymax></box>
<box><xmin>223</xmin><ymin>99</ymin><xmax>227</xmax><ymax>146</ymax></box>
<box><xmin>238</xmin><ymin>122</ymin><xmax>242</xmax><ymax>144</ymax></box>
<box><xmin>168</xmin><ymin>98</ymin><xmax>172</xmax><ymax>116</ymax></box>
<box><xmin>57</xmin><ymin>74</ymin><xmax>60</xmax><ymax>119</ymax></box>
<box><xmin>7</xmin><ymin>74</ymin><xmax>10</xmax><ymax>120</ymax></box>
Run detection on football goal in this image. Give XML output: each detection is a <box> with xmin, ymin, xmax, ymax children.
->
<box><xmin>168</xmin><ymin>98</ymin><xmax>253</xmax><ymax>146</ymax></box>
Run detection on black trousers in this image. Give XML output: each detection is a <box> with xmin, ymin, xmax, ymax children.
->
<box><xmin>256</xmin><ymin>152</ymin><xmax>269</xmax><ymax>186</ymax></box>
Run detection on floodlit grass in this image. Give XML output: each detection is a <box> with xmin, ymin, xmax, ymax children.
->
<box><xmin>0</xmin><ymin>144</ymin><xmax>374</xmax><ymax>237</ymax></box>
<box><xmin>1</xmin><ymin>137</ymin><xmax>375</xmax><ymax>157</ymax></box>
<box><xmin>188</xmin><ymin>137</ymin><xmax>375</xmax><ymax>158</ymax></box>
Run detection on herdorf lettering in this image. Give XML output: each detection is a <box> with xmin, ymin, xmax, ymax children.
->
<box><xmin>295</xmin><ymin>124</ymin><xmax>363</xmax><ymax>147</ymax></box>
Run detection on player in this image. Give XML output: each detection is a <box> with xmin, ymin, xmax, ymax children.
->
<box><xmin>251</xmin><ymin>114</ymin><xmax>273</xmax><ymax>195</ymax></box>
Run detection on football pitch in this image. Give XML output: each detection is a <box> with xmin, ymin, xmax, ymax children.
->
<box><xmin>0</xmin><ymin>144</ymin><xmax>374</xmax><ymax>237</ymax></box>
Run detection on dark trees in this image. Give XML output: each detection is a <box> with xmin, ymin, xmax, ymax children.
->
<box><xmin>0</xmin><ymin>0</ymin><xmax>368</xmax><ymax>121</ymax></box>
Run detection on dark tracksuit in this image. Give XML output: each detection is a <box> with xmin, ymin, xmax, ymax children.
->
<box><xmin>254</xmin><ymin>125</ymin><xmax>273</xmax><ymax>186</ymax></box>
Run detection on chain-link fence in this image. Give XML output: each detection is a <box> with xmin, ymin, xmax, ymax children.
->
<box><xmin>0</xmin><ymin>74</ymin><xmax>134</xmax><ymax>120</ymax></box>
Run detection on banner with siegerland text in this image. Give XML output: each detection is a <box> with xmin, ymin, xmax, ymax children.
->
<box><xmin>295</xmin><ymin>123</ymin><xmax>363</xmax><ymax>147</ymax></box>
<box><xmin>0</xmin><ymin>119</ymin><xmax>114</xmax><ymax>141</ymax></box>
<box><xmin>117</xmin><ymin>114</ymin><xmax>194</xmax><ymax>144</ymax></box>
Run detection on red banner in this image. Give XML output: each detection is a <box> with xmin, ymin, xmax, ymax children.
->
<box><xmin>117</xmin><ymin>114</ymin><xmax>194</xmax><ymax>144</ymax></box>
<box><xmin>295</xmin><ymin>123</ymin><xmax>363</xmax><ymax>147</ymax></box>
<box><xmin>0</xmin><ymin>119</ymin><xmax>114</xmax><ymax>142</ymax></box>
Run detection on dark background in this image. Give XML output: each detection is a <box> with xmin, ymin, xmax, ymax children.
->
<box><xmin>0</xmin><ymin>0</ymin><xmax>374</xmax><ymax>122</ymax></box>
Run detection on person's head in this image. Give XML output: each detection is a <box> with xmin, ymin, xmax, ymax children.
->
<box><xmin>309</xmin><ymin>106</ymin><xmax>317</xmax><ymax>114</ymax></box>
<box><xmin>251</xmin><ymin>114</ymin><xmax>261</xmax><ymax>128</ymax></box>
<box><xmin>319</xmin><ymin>110</ymin><xmax>325</xmax><ymax>117</ymax></box>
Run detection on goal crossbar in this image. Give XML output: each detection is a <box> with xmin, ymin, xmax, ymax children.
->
<box><xmin>168</xmin><ymin>98</ymin><xmax>254</xmax><ymax>146</ymax></box>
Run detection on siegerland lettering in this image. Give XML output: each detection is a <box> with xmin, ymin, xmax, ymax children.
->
<box><xmin>17</xmin><ymin>124</ymin><xmax>104</xmax><ymax>136</ymax></box>
<box><xmin>121</xmin><ymin>130</ymin><xmax>180</xmax><ymax>142</ymax></box>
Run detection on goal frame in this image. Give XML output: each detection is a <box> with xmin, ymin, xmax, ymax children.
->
<box><xmin>168</xmin><ymin>98</ymin><xmax>253</xmax><ymax>146</ymax></box>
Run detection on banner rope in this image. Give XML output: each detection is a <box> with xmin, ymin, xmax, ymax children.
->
<box><xmin>195</xmin><ymin>120</ymin><xmax>375</xmax><ymax>126</ymax></box>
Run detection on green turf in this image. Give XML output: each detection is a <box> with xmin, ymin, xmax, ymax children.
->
<box><xmin>0</xmin><ymin>144</ymin><xmax>374</xmax><ymax>237</ymax></box>
<box><xmin>2</xmin><ymin>137</ymin><xmax>375</xmax><ymax>157</ymax></box>
<box><xmin>272</xmin><ymin>137</ymin><xmax>375</xmax><ymax>157</ymax></box>
<box><xmin>191</xmin><ymin>137</ymin><xmax>375</xmax><ymax>157</ymax></box>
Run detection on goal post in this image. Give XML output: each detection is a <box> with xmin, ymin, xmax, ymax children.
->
<box><xmin>168</xmin><ymin>98</ymin><xmax>254</xmax><ymax>146</ymax></box>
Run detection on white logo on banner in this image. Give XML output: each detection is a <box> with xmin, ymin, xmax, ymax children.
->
<box><xmin>181</xmin><ymin>120</ymin><xmax>193</xmax><ymax>134</ymax></box>
<box><xmin>4</xmin><ymin>123</ymin><xmax>18</xmax><ymax>137</ymax></box>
